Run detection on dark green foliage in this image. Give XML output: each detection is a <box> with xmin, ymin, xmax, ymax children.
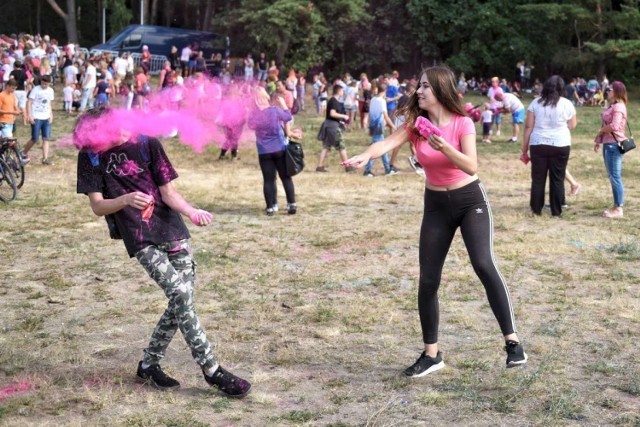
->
<box><xmin>2</xmin><ymin>0</ymin><xmax>639</xmax><ymax>82</ymax></box>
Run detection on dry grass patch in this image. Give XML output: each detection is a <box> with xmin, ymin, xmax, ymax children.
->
<box><xmin>1</xmin><ymin>91</ymin><xmax>640</xmax><ymax>425</ymax></box>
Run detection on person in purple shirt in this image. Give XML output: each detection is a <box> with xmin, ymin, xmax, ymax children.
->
<box><xmin>247</xmin><ymin>87</ymin><xmax>297</xmax><ymax>215</ymax></box>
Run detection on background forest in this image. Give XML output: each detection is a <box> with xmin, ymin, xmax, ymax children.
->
<box><xmin>2</xmin><ymin>0</ymin><xmax>640</xmax><ymax>84</ymax></box>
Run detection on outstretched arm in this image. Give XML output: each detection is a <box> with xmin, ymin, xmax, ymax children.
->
<box><xmin>342</xmin><ymin>127</ymin><xmax>409</xmax><ymax>169</ymax></box>
<box><xmin>159</xmin><ymin>181</ymin><xmax>212</xmax><ymax>226</ymax></box>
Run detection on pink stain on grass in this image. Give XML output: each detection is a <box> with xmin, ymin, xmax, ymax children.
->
<box><xmin>0</xmin><ymin>381</ymin><xmax>34</xmax><ymax>401</ymax></box>
<box><xmin>69</xmin><ymin>77</ymin><xmax>256</xmax><ymax>154</ymax></box>
<box><xmin>321</xmin><ymin>254</ymin><xmax>335</xmax><ymax>262</ymax></box>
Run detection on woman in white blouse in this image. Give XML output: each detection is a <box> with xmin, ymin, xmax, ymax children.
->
<box><xmin>521</xmin><ymin>76</ymin><xmax>577</xmax><ymax>217</ymax></box>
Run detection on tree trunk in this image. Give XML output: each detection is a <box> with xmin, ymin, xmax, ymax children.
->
<box><xmin>97</xmin><ymin>0</ymin><xmax>102</xmax><ymax>37</ymax></box>
<box><xmin>164</xmin><ymin>0</ymin><xmax>173</xmax><ymax>26</ymax></box>
<box><xmin>182</xmin><ymin>0</ymin><xmax>189</xmax><ymax>27</ymax></box>
<box><xmin>275</xmin><ymin>35</ymin><xmax>289</xmax><ymax>67</ymax></box>
<box><xmin>151</xmin><ymin>0</ymin><xmax>159</xmax><ymax>25</ymax></box>
<box><xmin>36</xmin><ymin>0</ymin><xmax>42</xmax><ymax>36</ymax></box>
<box><xmin>595</xmin><ymin>0</ymin><xmax>606</xmax><ymax>79</ymax></box>
<box><xmin>45</xmin><ymin>0</ymin><xmax>79</xmax><ymax>43</ymax></box>
<box><xmin>202</xmin><ymin>0</ymin><xmax>214</xmax><ymax>31</ymax></box>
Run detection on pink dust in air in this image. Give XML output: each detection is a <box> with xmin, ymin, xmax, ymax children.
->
<box><xmin>0</xmin><ymin>381</ymin><xmax>33</xmax><ymax>401</ymax></box>
<box><xmin>71</xmin><ymin>76</ymin><xmax>256</xmax><ymax>153</ymax></box>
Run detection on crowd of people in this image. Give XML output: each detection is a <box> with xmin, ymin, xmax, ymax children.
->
<box><xmin>2</xmin><ymin>31</ymin><xmax>634</xmax><ymax>397</ymax></box>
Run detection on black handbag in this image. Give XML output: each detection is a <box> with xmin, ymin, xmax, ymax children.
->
<box><xmin>613</xmin><ymin>122</ymin><xmax>635</xmax><ymax>154</ymax></box>
<box><xmin>285</xmin><ymin>141</ymin><xmax>305</xmax><ymax>176</ymax></box>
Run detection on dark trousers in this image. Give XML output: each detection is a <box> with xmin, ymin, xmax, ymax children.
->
<box><xmin>418</xmin><ymin>180</ymin><xmax>517</xmax><ymax>344</ymax></box>
<box><xmin>258</xmin><ymin>150</ymin><xmax>295</xmax><ymax>208</ymax></box>
<box><xmin>530</xmin><ymin>144</ymin><xmax>570</xmax><ymax>216</ymax></box>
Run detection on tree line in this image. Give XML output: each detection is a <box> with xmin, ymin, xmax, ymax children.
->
<box><xmin>2</xmin><ymin>0</ymin><xmax>639</xmax><ymax>83</ymax></box>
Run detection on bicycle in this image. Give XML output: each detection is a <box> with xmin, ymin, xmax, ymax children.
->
<box><xmin>0</xmin><ymin>144</ymin><xmax>17</xmax><ymax>203</ymax></box>
<box><xmin>0</xmin><ymin>135</ymin><xmax>26</xmax><ymax>190</ymax></box>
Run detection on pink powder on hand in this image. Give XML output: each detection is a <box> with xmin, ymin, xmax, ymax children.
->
<box><xmin>141</xmin><ymin>197</ymin><xmax>155</xmax><ymax>223</ymax></box>
<box><xmin>415</xmin><ymin>116</ymin><xmax>443</xmax><ymax>139</ymax></box>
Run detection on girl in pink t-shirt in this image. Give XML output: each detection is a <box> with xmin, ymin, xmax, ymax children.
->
<box><xmin>343</xmin><ymin>65</ymin><xmax>527</xmax><ymax>377</ymax></box>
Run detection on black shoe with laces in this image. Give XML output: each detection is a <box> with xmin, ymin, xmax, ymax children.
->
<box><xmin>505</xmin><ymin>340</ymin><xmax>528</xmax><ymax>367</ymax></box>
<box><xmin>403</xmin><ymin>351</ymin><xmax>445</xmax><ymax>378</ymax></box>
<box><xmin>136</xmin><ymin>361</ymin><xmax>181</xmax><ymax>390</ymax></box>
<box><xmin>203</xmin><ymin>366</ymin><xmax>252</xmax><ymax>398</ymax></box>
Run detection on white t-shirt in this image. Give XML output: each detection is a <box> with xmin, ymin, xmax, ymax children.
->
<box><xmin>487</xmin><ymin>86</ymin><xmax>503</xmax><ymax>109</ymax></box>
<box><xmin>115</xmin><ymin>57</ymin><xmax>128</xmax><ymax>76</ymax></box>
<box><xmin>501</xmin><ymin>93</ymin><xmax>524</xmax><ymax>113</ymax></box>
<box><xmin>29</xmin><ymin>85</ymin><xmax>55</xmax><ymax>120</ymax></box>
<box><xmin>63</xmin><ymin>85</ymin><xmax>73</xmax><ymax>102</ymax></box>
<box><xmin>29</xmin><ymin>47</ymin><xmax>46</xmax><ymax>59</ymax></box>
<box><xmin>64</xmin><ymin>65</ymin><xmax>78</xmax><ymax>85</ymax></box>
<box><xmin>181</xmin><ymin>47</ymin><xmax>192</xmax><ymax>62</ymax></box>
<box><xmin>83</xmin><ymin>64</ymin><xmax>97</xmax><ymax>89</ymax></box>
<box><xmin>369</xmin><ymin>96</ymin><xmax>387</xmax><ymax>122</ymax></box>
<box><xmin>527</xmin><ymin>97</ymin><xmax>576</xmax><ymax>147</ymax></box>
<box><xmin>482</xmin><ymin>110</ymin><xmax>493</xmax><ymax>123</ymax></box>
<box><xmin>1</xmin><ymin>64</ymin><xmax>12</xmax><ymax>82</ymax></box>
<box><xmin>344</xmin><ymin>86</ymin><xmax>357</xmax><ymax>108</ymax></box>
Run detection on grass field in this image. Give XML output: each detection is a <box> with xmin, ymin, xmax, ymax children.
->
<box><xmin>1</xmin><ymin>86</ymin><xmax>639</xmax><ymax>426</ymax></box>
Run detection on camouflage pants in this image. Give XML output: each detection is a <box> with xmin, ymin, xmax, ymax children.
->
<box><xmin>135</xmin><ymin>240</ymin><xmax>217</xmax><ymax>370</ymax></box>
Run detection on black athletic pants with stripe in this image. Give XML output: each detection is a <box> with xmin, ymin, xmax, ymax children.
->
<box><xmin>418</xmin><ymin>180</ymin><xmax>517</xmax><ymax>344</ymax></box>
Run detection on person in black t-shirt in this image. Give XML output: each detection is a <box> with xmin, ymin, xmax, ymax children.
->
<box><xmin>315</xmin><ymin>84</ymin><xmax>356</xmax><ymax>173</ymax></box>
<box><xmin>9</xmin><ymin>61</ymin><xmax>29</xmax><ymax>125</ymax></box>
<box><xmin>76</xmin><ymin>108</ymin><xmax>251</xmax><ymax>398</ymax></box>
<box><xmin>257</xmin><ymin>52</ymin><xmax>268</xmax><ymax>82</ymax></box>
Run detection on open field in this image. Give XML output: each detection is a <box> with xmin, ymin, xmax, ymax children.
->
<box><xmin>1</xmin><ymin>88</ymin><xmax>640</xmax><ymax>426</ymax></box>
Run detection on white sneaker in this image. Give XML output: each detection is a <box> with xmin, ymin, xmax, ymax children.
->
<box><xmin>496</xmin><ymin>130</ymin><xmax>501</xmax><ymax>136</ymax></box>
<box><xmin>272</xmin><ymin>204</ymin><xmax>279</xmax><ymax>213</ymax></box>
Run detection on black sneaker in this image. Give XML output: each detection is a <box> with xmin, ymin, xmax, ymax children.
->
<box><xmin>505</xmin><ymin>340</ymin><xmax>528</xmax><ymax>367</ymax></box>
<box><xmin>136</xmin><ymin>361</ymin><xmax>181</xmax><ymax>390</ymax></box>
<box><xmin>287</xmin><ymin>203</ymin><xmax>297</xmax><ymax>215</ymax></box>
<box><xmin>203</xmin><ymin>366</ymin><xmax>252</xmax><ymax>398</ymax></box>
<box><xmin>403</xmin><ymin>351</ymin><xmax>445</xmax><ymax>377</ymax></box>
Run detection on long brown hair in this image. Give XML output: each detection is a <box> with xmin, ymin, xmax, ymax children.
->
<box><xmin>610</xmin><ymin>81</ymin><xmax>628</xmax><ymax>105</ymax></box>
<box><xmin>398</xmin><ymin>65</ymin><xmax>467</xmax><ymax>134</ymax></box>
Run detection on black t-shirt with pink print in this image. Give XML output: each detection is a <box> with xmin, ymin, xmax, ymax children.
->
<box><xmin>77</xmin><ymin>137</ymin><xmax>190</xmax><ymax>257</ymax></box>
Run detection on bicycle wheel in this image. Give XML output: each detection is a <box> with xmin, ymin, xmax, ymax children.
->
<box><xmin>6</xmin><ymin>145</ymin><xmax>25</xmax><ymax>189</ymax></box>
<box><xmin>0</xmin><ymin>158</ymin><xmax>17</xmax><ymax>203</ymax></box>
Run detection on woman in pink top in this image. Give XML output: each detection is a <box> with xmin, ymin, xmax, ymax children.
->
<box><xmin>594</xmin><ymin>81</ymin><xmax>629</xmax><ymax>218</ymax></box>
<box><xmin>343</xmin><ymin>65</ymin><xmax>527</xmax><ymax>377</ymax></box>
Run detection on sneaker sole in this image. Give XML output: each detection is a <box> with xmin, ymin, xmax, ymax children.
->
<box><xmin>506</xmin><ymin>352</ymin><xmax>528</xmax><ymax>368</ymax></box>
<box><xmin>404</xmin><ymin>361</ymin><xmax>445</xmax><ymax>378</ymax></box>
<box><xmin>217</xmin><ymin>384</ymin><xmax>252</xmax><ymax>399</ymax></box>
<box><xmin>136</xmin><ymin>374</ymin><xmax>181</xmax><ymax>391</ymax></box>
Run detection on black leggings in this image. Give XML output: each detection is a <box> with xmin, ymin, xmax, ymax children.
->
<box><xmin>258</xmin><ymin>150</ymin><xmax>295</xmax><ymax>208</ymax></box>
<box><xmin>418</xmin><ymin>180</ymin><xmax>516</xmax><ymax>344</ymax></box>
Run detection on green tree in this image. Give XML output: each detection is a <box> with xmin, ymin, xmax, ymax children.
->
<box><xmin>228</xmin><ymin>0</ymin><xmax>326</xmax><ymax>71</ymax></box>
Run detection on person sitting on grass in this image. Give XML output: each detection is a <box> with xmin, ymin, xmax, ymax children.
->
<box><xmin>75</xmin><ymin>106</ymin><xmax>251</xmax><ymax>398</ymax></box>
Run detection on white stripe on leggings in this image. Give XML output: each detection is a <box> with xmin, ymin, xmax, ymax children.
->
<box><xmin>478</xmin><ymin>182</ymin><xmax>517</xmax><ymax>333</ymax></box>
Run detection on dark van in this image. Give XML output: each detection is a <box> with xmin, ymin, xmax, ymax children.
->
<box><xmin>91</xmin><ymin>25</ymin><xmax>229</xmax><ymax>58</ymax></box>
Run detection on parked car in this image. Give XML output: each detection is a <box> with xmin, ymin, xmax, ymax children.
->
<box><xmin>92</xmin><ymin>25</ymin><xmax>230</xmax><ymax>58</ymax></box>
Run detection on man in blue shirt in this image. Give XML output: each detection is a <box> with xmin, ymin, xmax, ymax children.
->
<box><xmin>385</xmin><ymin>76</ymin><xmax>401</xmax><ymax>118</ymax></box>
